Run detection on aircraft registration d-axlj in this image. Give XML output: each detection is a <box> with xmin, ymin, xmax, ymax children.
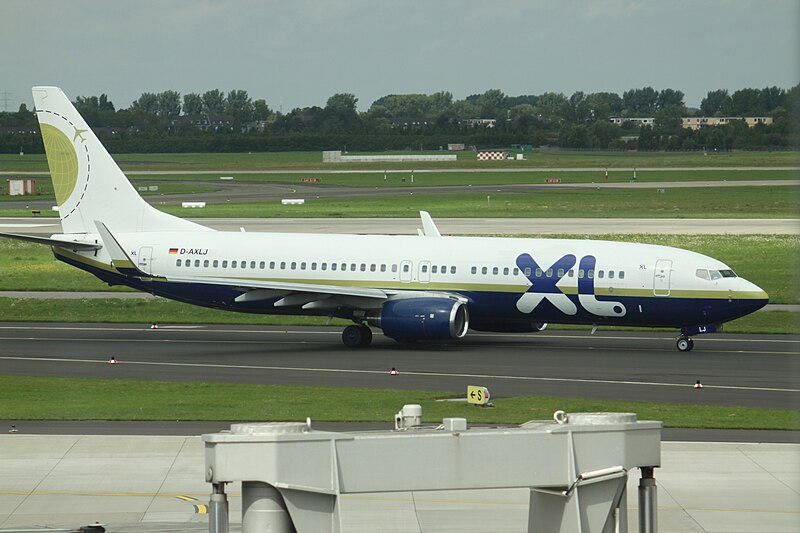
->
<box><xmin>1</xmin><ymin>87</ymin><xmax>769</xmax><ymax>351</ymax></box>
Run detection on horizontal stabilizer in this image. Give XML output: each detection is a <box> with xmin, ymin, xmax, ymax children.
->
<box><xmin>0</xmin><ymin>232</ymin><xmax>102</xmax><ymax>251</ymax></box>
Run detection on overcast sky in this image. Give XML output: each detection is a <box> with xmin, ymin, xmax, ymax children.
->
<box><xmin>2</xmin><ymin>0</ymin><xmax>798</xmax><ymax>113</ymax></box>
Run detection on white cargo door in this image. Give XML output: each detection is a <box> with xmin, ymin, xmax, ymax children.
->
<box><xmin>653</xmin><ymin>259</ymin><xmax>672</xmax><ymax>296</ymax></box>
<box><xmin>138</xmin><ymin>246</ymin><xmax>153</xmax><ymax>275</ymax></box>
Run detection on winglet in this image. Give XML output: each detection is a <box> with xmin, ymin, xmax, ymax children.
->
<box><xmin>419</xmin><ymin>211</ymin><xmax>442</xmax><ymax>237</ymax></box>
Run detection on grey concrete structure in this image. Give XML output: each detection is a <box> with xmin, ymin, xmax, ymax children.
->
<box><xmin>0</xmin><ymin>434</ymin><xmax>797</xmax><ymax>532</ymax></box>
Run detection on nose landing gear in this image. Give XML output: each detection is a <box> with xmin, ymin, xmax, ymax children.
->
<box><xmin>676</xmin><ymin>336</ymin><xmax>694</xmax><ymax>352</ymax></box>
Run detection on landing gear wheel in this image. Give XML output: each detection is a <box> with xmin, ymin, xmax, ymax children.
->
<box><xmin>342</xmin><ymin>324</ymin><xmax>373</xmax><ymax>348</ymax></box>
<box><xmin>676</xmin><ymin>336</ymin><xmax>694</xmax><ymax>352</ymax></box>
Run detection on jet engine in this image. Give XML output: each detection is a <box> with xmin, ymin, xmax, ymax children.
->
<box><xmin>367</xmin><ymin>298</ymin><xmax>469</xmax><ymax>342</ymax></box>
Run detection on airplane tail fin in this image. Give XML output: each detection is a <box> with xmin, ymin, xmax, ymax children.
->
<box><xmin>32</xmin><ymin>86</ymin><xmax>210</xmax><ymax>234</ymax></box>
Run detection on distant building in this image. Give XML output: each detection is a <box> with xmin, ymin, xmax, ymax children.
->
<box><xmin>463</xmin><ymin>118</ymin><xmax>497</xmax><ymax>128</ymax></box>
<box><xmin>681</xmin><ymin>116</ymin><xmax>773</xmax><ymax>130</ymax></box>
<box><xmin>609</xmin><ymin>117</ymin><xmax>655</xmax><ymax>127</ymax></box>
<box><xmin>611</xmin><ymin>116</ymin><xmax>774</xmax><ymax>130</ymax></box>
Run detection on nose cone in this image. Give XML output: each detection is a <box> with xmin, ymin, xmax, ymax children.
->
<box><xmin>736</xmin><ymin>278</ymin><xmax>769</xmax><ymax>315</ymax></box>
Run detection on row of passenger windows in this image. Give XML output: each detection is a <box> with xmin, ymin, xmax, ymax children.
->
<box><xmin>175</xmin><ymin>259</ymin><xmax>457</xmax><ymax>275</ymax></box>
<box><xmin>469</xmin><ymin>266</ymin><xmax>625</xmax><ymax>280</ymax></box>
<box><xmin>174</xmin><ymin>258</ymin><xmax>624</xmax><ymax>280</ymax></box>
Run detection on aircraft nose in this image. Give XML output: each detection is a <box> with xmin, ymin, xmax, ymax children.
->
<box><xmin>737</xmin><ymin>278</ymin><xmax>769</xmax><ymax>314</ymax></box>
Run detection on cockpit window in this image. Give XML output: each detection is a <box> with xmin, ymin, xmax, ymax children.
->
<box><xmin>699</xmin><ymin>268</ymin><xmax>737</xmax><ymax>281</ymax></box>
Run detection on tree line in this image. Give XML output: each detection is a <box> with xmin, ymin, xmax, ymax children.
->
<box><xmin>1</xmin><ymin>85</ymin><xmax>797</xmax><ymax>154</ymax></box>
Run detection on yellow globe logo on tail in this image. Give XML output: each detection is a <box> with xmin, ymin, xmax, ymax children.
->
<box><xmin>40</xmin><ymin>123</ymin><xmax>78</xmax><ymax>206</ymax></box>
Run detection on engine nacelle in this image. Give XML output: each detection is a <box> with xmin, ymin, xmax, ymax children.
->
<box><xmin>368</xmin><ymin>298</ymin><xmax>469</xmax><ymax>342</ymax></box>
<box><xmin>470</xmin><ymin>319</ymin><xmax>548</xmax><ymax>333</ymax></box>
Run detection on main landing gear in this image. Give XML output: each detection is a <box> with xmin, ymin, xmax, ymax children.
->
<box><xmin>676</xmin><ymin>336</ymin><xmax>695</xmax><ymax>352</ymax></box>
<box><xmin>342</xmin><ymin>324</ymin><xmax>373</xmax><ymax>348</ymax></box>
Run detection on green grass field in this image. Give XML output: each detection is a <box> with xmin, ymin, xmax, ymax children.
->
<box><xmin>3</xmin><ymin>150</ymin><xmax>798</xmax><ymax>172</ymax></box>
<box><xmin>3</xmin><ymin>185</ymin><xmax>796</xmax><ymax>219</ymax></box>
<box><xmin>1</xmin><ymin>376</ymin><xmax>796</xmax><ymax>430</ymax></box>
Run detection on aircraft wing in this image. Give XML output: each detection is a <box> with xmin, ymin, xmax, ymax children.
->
<box><xmin>166</xmin><ymin>274</ymin><xmax>389</xmax><ymax>304</ymax></box>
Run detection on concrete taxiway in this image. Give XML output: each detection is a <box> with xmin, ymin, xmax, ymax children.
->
<box><xmin>2</xmin><ymin>216</ymin><xmax>798</xmax><ymax>234</ymax></box>
<box><xmin>1</xmin><ymin>434</ymin><xmax>798</xmax><ymax>532</ymax></box>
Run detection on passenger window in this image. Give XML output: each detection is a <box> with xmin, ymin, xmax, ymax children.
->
<box><xmin>269</xmin><ymin>261</ymin><xmax>275</xmax><ymax>269</ymax></box>
<box><xmin>231</xmin><ymin>261</ymin><xmax>237</xmax><ymax>268</ymax></box>
<box><xmin>193</xmin><ymin>260</ymin><xmax>199</xmax><ymax>267</ymax></box>
<box><xmin>341</xmin><ymin>263</ymin><xmax>347</xmax><ymax>271</ymax></box>
<box><xmin>513</xmin><ymin>267</ymin><xmax>519</xmax><ymax>275</ymax></box>
<box><xmin>321</xmin><ymin>263</ymin><xmax>327</xmax><ymax>271</ymax></box>
<box><xmin>359</xmin><ymin>264</ymin><xmax>366</xmax><ymax>272</ymax></box>
<box><xmin>492</xmin><ymin>267</ymin><xmax>498</xmax><ymax>275</ymax></box>
<box><xmin>471</xmin><ymin>266</ymin><xmax>477</xmax><ymax>274</ymax></box>
<box><xmin>213</xmin><ymin>260</ymin><xmax>218</xmax><ymax>268</ymax></box>
<box><xmin>546</xmin><ymin>268</ymin><xmax>553</xmax><ymax>278</ymax></box>
<box><xmin>259</xmin><ymin>261</ymin><xmax>265</xmax><ymax>269</ymax></box>
<box><xmin>503</xmin><ymin>267</ymin><xmax>509</xmax><ymax>275</ymax></box>
<box><xmin>535</xmin><ymin>268</ymin><xmax>542</xmax><ymax>277</ymax></box>
<box><xmin>311</xmin><ymin>262</ymin><xmax>317</xmax><ymax>270</ymax></box>
<box><xmin>619</xmin><ymin>271</ymin><xmax>625</xmax><ymax>279</ymax></box>
<box><xmin>588</xmin><ymin>269</ymin><xmax>594</xmax><ymax>279</ymax></box>
<box><xmin>222</xmin><ymin>260</ymin><xmax>228</xmax><ymax>268</ymax></box>
<box><xmin>392</xmin><ymin>264</ymin><xmax>398</xmax><ymax>273</ymax></box>
<box><xmin>301</xmin><ymin>262</ymin><xmax>307</xmax><ymax>270</ymax></box>
<box><xmin>204</xmin><ymin>260</ymin><xmax>209</xmax><ymax>267</ymax></box>
<box><xmin>578</xmin><ymin>269</ymin><xmax>584</xmax><ymax>278</ymax></box>
<box><xmin>608</xmin><ymin>270</ymin><xmax>614</xmax><ymax>279</ymax></box>
<box><xmin>280</xmin><ymin>261</ymin><xmax>286</xmax><ymax>269</ymax></box>
<box><xmin>186</xmin><ymin>261</ymin><xmax>191</xmax><ymax>268</ymax></box>
<box><xmin>380</xmin><ymin>264</ymin><xmax>386</xmax><ymax>272</ymax></box>
<box><xmin>403</xmin><ymin>264</ymin><xmax>410</xmax><ymax>273</ymax></box>
<box><xmin>250</xmin><ymin>261</ymin><xmax>256</xmax><ymax>269</ymax></box>
<box><xmin>440</xmin><ymin>265</ymin><xmax>446</xmax><ymax>273</ymax></box>
<box><xmin>568</xmin><ymin>269</ymin><xmax>574</xmax><ymax>277</ymax></box>
<box><xmin>451</xmin><ymin>266</ymin><xmax>457</xmax><ymax>274</ymax></box>
<box><xmin>598</xmin><ymin>270</ymin><xmax>604</xmax><ymax>279</ymax></box>
<box><xmin>421</xmin><ymin>264</ymin><xmax>427</xmax><ymax>273</ymax></box>
<box><xmin>350</xmin><ymin>264</ymin><xmax>356</xmax><ymax>271</ymax></box>
<box><xmin>370</xmin><ymin>264</ymin><xmax>376</xmax><ymax>272</ymax></box>
<box><xmin>240</xmin><ymin>260</ymin><xmax>246</xmax><ymax>268</ymax></box>
<box><xmin>331</xmin><ymin>263</ymin><xmax>337</xmax><ymax>271</ymax></box>
<box><xmin>291</xmin><ymin>262</ymin><xmax>297</xmax><ymax>270</ymax></box>
<box><xmin>176</xmin><ymin>259</ymin><xmax>182</xmax><ymax>266</ymax></box>
<box><xmin>524</xmin><ymin>267</ymin><xmax>531</xmax><ymax>277</ymax></box>
<box><xmin>431</xmin><ymin>265</ymin><xmax>438</xmax><ymax>274</ymax></box>
<box><xmin>481</xmin><ymin>267</ymin><xmax>488</xmax><ymax>275</ymax></box>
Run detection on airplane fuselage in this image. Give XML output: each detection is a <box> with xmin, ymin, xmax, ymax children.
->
<box><xmin>53</xmin><ymin>231</ymin><xmax>767</xmax><ymax>331</ymax></box>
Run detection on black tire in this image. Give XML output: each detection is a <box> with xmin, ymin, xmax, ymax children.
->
<box><xmin>358</xmin><ymin>324</ymin><xmax>373</xmax><ymax>346</ymax></box>
<box><xmin>677</xmin><ymin>337</ymin><xmax>692</xmax><ymax>352</ymax></box>
<box><xmin>342</xmin><ymin>325</ymin><xmax>364</xmax><ymax>348</ymax></box>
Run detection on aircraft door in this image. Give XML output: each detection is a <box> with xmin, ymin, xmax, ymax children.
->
<box><xmin>653</xmin><ymin>259</ymin><xmax>672</xmax><ymax>296</ymax></box>
<box><xmin>400</xmin><ymin>260</ymin><xmax>413</xmax><ymax>282</ymax></box>
<box><xmin>138</xmin><ymin>246</ymin><xmax>153</xmax><ymax>275</ymax></box>
<box><xmin>419</xmin><ymin>261</ymin><xmax>431</xmax><ymax>283</ymax></box>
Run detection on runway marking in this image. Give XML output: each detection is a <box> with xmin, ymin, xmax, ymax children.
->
<box><xmin>1</xmin><ymin>355</ymin><xmax>798</xmax><ymax>394</ymax></box>
<box><xmin>0</xmin><ymin>324</ymin><xmax>796</xmax><ymax>346</ymax></box>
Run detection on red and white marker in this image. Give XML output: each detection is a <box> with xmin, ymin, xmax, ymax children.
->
<box><xmin>694</xmin><ymin>380</ymin><xmax>703</xmax><ymax>389</ymax></box>
<box><xmin>389</xmin><ymin>368</ymin><xmax>398</xmax><ymax>376</ymax></box>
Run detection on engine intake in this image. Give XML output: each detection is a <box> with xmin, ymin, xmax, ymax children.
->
<box><xmin>368</xmin><ymin>298</ymin><xmax>469</xmax><ymax>342</ymax></box>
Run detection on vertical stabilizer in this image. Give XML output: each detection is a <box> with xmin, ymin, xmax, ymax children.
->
<box><xmin>32</xmin><ymin>86</ymin><xmax>210</xmax><ymax>234</ymax></box>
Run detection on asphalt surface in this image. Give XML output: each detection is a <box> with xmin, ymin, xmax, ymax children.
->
<box><xmin>0</xmin><ymin>323</ymin><xmax>796</xmax><ymax>410</ymax></box>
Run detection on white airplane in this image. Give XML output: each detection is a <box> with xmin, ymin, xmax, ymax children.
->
<box><xmin>1</xmin><ymin>87</ymin><xmax>768</xmax><ymax>351</ymax></box>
